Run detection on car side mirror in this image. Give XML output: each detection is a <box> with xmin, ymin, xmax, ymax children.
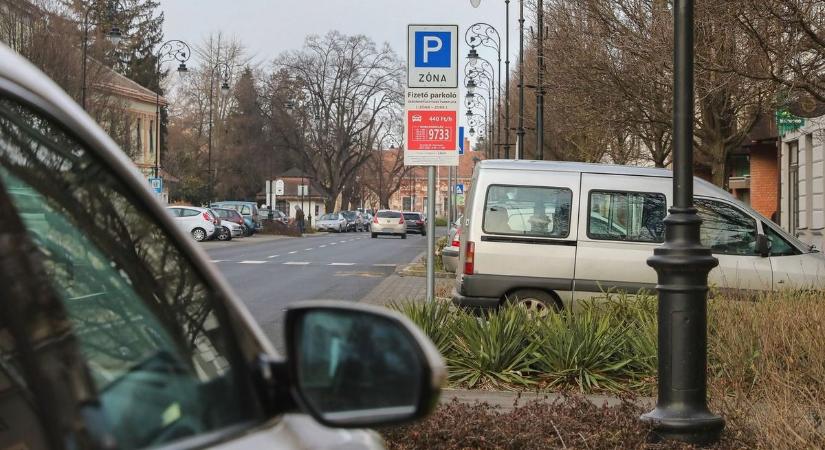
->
<box><xmin>284</xmin><ymin>301</ymin><xmax>445</xmax><ymax>428</ymax></box>
<box><xmin>756</xmin><ymin>234</ymin><xmax>771</xmax><ymax>257</ymax></box>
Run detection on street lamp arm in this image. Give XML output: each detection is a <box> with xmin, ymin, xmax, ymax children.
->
<box><xmin>156</xmin><ymin>39</ymin><xmax>191</xmax><ymax>70</ymax></box>
<box><xmin>465</xmin><ymin>22</ymin><xmax>501</xmax><ymax>53</ymax></box>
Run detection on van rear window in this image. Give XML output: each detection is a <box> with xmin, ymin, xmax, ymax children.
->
<box><xmin>588</xmin><ymin>191</ymin><xmax>666</xmax><ymax>243</ymax></box>
<box><xmin>483</xmin><ymin>185</ymin><xmax>573</xmax><ymax>238</ymax></box>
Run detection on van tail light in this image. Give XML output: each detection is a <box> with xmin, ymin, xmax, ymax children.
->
<box><xmin>373</xmin><ymin>216</ymin><xmax>379</xmax><ymax>224</ymax></box>
<box><xmin>399</xmin><ymin>217</ymin><xmax>405</xmax><ymax>224</ymax></box>
<box><xmin>464</xmin><ymin>241</ymin><xmax>475</xmax><ymax>275</ymax></box>
<box><xmin>451</xmin><ymin>228</ymin><xmax>462</xmax><ymax>248</ymax></box>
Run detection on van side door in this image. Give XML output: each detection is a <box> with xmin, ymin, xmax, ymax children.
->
<box><xmin>573</xmin><ymin>173</ymin><xmax>669</xmax><ymax>302</ymax></box>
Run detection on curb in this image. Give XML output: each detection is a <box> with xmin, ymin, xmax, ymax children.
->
<box><xmin>440</xmin><ymin>388</ymin><xmax>655</xmax><ymax>412</ymax></box>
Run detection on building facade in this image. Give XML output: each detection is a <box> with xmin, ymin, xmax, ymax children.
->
<box><xmin>780</xmin><ymin>112</ymin><xmax>825</xmax><ymax>250</ymax></box>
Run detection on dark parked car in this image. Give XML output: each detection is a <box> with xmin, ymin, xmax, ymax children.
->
<box><xmin>403</xmin><ymin>211</ymin><xmax>426</xmax><ymax>235</ymax></box>
<box><xmin>0</xmin><ymin>42</ymin><xmax>444</xmax><ymax>450</ymax></box>
<box><xmin>341</xmin><ymin>210</ymin><xmax>365</xmax><ymax>232</ymax></box>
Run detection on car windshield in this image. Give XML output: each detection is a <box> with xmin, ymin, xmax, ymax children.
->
<box><xmin>342</xmin><ymin>211</ymin><xmax>356</xmax><ymax>219</ymax></box>
<box><xmin>321</xmin><ymin>213</ymin><xmax>337</xmax><ymax>220</ymax></box>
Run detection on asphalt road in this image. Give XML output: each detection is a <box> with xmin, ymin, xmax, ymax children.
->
<box><xmin>203</xmin><ymin>229</ymin><xmax>432</xmax><ymax>350</ymax></box>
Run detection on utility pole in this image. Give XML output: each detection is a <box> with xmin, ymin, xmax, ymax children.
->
<box><xmin>536</xmin><ymin>0</ymin><xmax>545</xmax><ymax>160</ymax></box>
<box><xmin>517</xmin><ymin>0</ymin><xmax>525</xmax><ymax>159</ymax></box>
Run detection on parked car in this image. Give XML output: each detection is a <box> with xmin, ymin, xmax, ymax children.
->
<box><xmin>363</xmin><ymin>212</ymin><xmax>373</xmax><ymax>231</ymax></box>
<box><xmin>453</xmin><ymin>160</ymin><xmax>825</xmax><ymax>314</ymax></box>
<box><xmin>211</xmin><ymin>208</ymin><xmax>243</xmax><ymax>240</ymax></box>
<box><xmin>403</xmin><ymin>212</ymin><xmax>427</xmax><ymax>235</ymax></box>
<box><xmin>441</xmin><ymin>216</ymin><xmax>462</xmax><ymax>273</ymax></box>
<box><xmin>371</xmin><ymin>210</ymin><xmax>407</xmax><ymax>239</ymax></box>
<box><xmin>317</xmin><ymin>212</ymin><xmax>347</xmax><ymax>232</ymax></box>
<box><xmin>166</xmin><ymin>206</ymin><xmax>218</xmax><ymax>241</ymax></box>
<box><xmin>212</xmin><ymin>201</ymin><xmax>260</xmax><ymax>235</ymax></box>
<box><xmin>0</xmin><ymin>42</ymin><xmax>444</xmax><ymax>450</ymax></box>
<box><xmin>260</xmin><ymin>206</ymin><xmax>289</xmax><ymax>224</ymax></box>
<box><xmin>341</xmin><ymin>210</ymin><xmax>365</xmax><ymax>232</ymax></box>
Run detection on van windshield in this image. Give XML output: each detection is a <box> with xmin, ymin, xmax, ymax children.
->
<box><xmin>483</xmin><ymin>185</ymin><xmax>573</xmax><ymax>238</ymax></box>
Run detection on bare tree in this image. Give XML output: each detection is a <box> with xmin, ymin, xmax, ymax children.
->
<box><xmin>276</xmin><ymin>31</ymin><xmax>404</xmax><ymax>211</ymax></box>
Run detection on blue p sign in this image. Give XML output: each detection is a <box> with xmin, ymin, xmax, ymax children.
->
<box><xmin>415</xmin><ymin>31</ymin><xmax>451</xmax><ymax>68</ymax></box>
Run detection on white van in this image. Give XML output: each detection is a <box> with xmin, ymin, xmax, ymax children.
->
<box><xmin>453</xmin><ymin>160</ymin><xmax>825</xmax><ymax>311</ymax></box>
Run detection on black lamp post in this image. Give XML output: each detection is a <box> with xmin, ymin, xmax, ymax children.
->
<box><xmin>153</xmin><ymin>40</ymin><xmax>190</xmax><ymax>181</ymax></box>
<box><xmin>208</xmin><ymin>61</ymin><xmax>232</xmax><ymax>204</ymax></box>
<box><xmin>535</xmin><ymin>0</ymin><xmax>545</xmax><ymax>160</ymax></box>
<box><xmin>641</xmin><ymin>0</ymin><xmax>723</xmax><ymax>444</ymax></box>
<box><xmin>80</xmin><ymin>0</ymin><xmax>124</xmax><ymax>110</ymax></box>
<box><xmin>466</xmin><ymin>23</ymin><xmax>505</xmax><ymax>158</ymax></box>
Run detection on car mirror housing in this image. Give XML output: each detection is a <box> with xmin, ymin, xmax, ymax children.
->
<box><xmin>283</xmin><ymin>301</ymin><xmax>445</xmax><ymax>428</ymax></box>
<box><xmin>756</xmin><ymin>233</ymin><xmax>771</xmax><ymax>257</ymax></box>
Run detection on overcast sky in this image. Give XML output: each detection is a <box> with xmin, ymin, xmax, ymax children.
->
<box><xmin>162</xmin><ymin>0</ymin><xmax>521</xmax><ymax>66</ymax></box>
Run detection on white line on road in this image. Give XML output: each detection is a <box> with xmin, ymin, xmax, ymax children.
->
<box><xmin>288</xmin><ymin>251</ymin><xmax>297</xmax><ymax>254</ymax></box>
<box><xmin>210</xmin><ymin>260</ymin><xmax>227</xmax><ymax>263</ymax></box>
<box><xmin>339</xmin><ymin>241</ymin><xmax>346</xmax><ymax>243</ymax></box>
<box><xmin>329</xmin><ymin>263</ymin><xmax>355</xmax><ymax>266</ymax></box>
<box><xmin>239</xmin><ymin>260</ymin><xmax>268</xmax><ymax>264</ymax></box>
<box><xmin>373</xmin><ymin>264</ymin><xmax>397</xmax><ymax>267</ymax></box>
<box><xmin>267</xmin><ymin>255</ymin><xmax>279</xmax><ymax>259</ymax></box>
<box><xmin>283</xmin><ymin>262</ymin><xmax>310</xmax><ymax>265</ymax></box>
<box><xmin>330</xmin><ymin>242</ymin><xmax>337</xmax><ymax>245</ymax></box>
<box><xmin>305</xmin><ymin>248</ymin><xmax>313</xmax><ymax>251</ymax></box>
<box><xmin>319</xmin><ymin>245</ymin><xmax>327</xmax><ymax>248</ymax></box>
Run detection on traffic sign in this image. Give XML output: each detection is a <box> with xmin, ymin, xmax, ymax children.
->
<box><xmin>404</xmin><ymin>88</ymin><xmax>459</xmax><ymax>166</ymax></box>
<box><xmin>407</xmin><ymin>25</ymin><xmax>458</xmax><ymax>88</ymax></box>
<box><xmin>458</xmin><ymin>126</ymin><xmax>465</xmax><ymax>155</ymax></box>
<box><xmin>455</xmin><ymin>183</ymin><xmax>464</xmax><ymax>195</ymax></box>
<box><xmin>148</xmin><ymin>177</ymin><xmax>163</xmax><ymax>194</ymax></box>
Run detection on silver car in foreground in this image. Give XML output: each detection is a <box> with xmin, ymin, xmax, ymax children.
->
<box><xmin>0</xmin><ymin>42</ymin><xmax>444</xmax><ymax>450</ymax></box>
<box><xmin>371</xmin><ymin>210</ymin><xmax>407</xmax><ymax>239</ymax></box>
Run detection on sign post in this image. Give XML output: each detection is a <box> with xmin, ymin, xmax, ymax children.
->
<box><xmin>405</xmin><ymin>24</ymin><xmax>460</xmax><ymax>302</ymax></box>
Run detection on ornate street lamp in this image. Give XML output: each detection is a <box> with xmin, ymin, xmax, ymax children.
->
<box><xmin>80</xmin><ymin>0</ymin><xmax>124</xmax><ymax>109</ymax></box>
<box><xmin>153</xmin><ymin>40</ymin><xmax>190</xmax><ymax>180</ymax></box>
<box><xmin>641</xmin><ymin>0</ymin><xmax>723</xmax><ymax>445</ymax></box>
<box><xmin>466</xmin><ymin>22</ymin><xmax>506</xmax><ymax>157</ymax></box>
<box><xmin>208</xmin><ymin>61</ymin><xmax>232</xmax><ymax>203</ymax></box>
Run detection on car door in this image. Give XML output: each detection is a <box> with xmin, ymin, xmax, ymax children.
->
<box><xmin>695</xmin><ymin>198</ymin><xmax>773</xmax><ymax>292</ymax></box>
<box><xmin>573</xmin><ymin>173</ymin><xmax>669</xmax><ymax>303</ymax></box>
<box><xmin>0</xmin><ymin>94</ymin><xmax>269</xmax><ymax>449</ymax></box>
<box><xmin>762</xmin><ymin>221</ymin><xmax>825</xmax><ymax>289</ymax></box>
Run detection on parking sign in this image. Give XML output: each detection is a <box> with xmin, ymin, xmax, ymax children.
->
<box><xmin>407</xmin><ymin>25</ymin><xmax>458</xmax><ymax>88</ymax></box>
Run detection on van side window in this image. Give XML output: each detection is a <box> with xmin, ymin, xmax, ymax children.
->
<box><xmin>588</xmin><ymin>191</ymin><xmax>666</xmax><ymax>243</ymax></box>
<box><xmin>695</xmin><ymin>199</ymin><xmax>757</xmax><ymax>255</ymax></box>
<box><xmin>483</xmin><ymin>185</ymin><xmax>573</xmax><ymax>238</ymax></box>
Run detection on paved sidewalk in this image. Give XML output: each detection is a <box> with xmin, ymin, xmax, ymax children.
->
<box><xmin>441</xmin><ymin>388</ymin><xmax>655</xmax><ymax>412</ymax></box>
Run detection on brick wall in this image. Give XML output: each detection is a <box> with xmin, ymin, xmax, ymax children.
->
<box><xmin>749</xmin><ymin>144</ymin><xmax>779</xmax><ymax>221</ymax></box>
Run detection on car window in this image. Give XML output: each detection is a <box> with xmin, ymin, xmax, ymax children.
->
<box><xmin>377</xmin><ymin>211</ymin><xmax>401</xmax><ymax>218</ymax></box>
<box><xmin>182</xmin><ymin>208</ymin><xmax>200</xmax><ymax>217</ymax></box>
<box><xmin>483</xmin><ymin>185</ymin><xmax>573</xmax><ymax>238</ymax></box>
<box><xmin>762</xmin><ymin>222</ymin><xmax>800</xmax><ymax>256</ymax></box>
<box><xmin>403</xmin><ymin>213</ymin><xmax>419</xmax><ymax>220</ymax></box>
<box><xmin>240</xmin><ymin>205</ymin><xmax>251</xmax><ymax>215</ymax></box>
<box><xmin>695</xmin><ymin>198</ymin><xmax>758</xmax><ymax>255</ymax></box>
<box><xmin>588</xmin><ymin>191</ymin><xmax>666</xmax><ymax>243</ymax></box>
<box><xmin>0</xmin><ymin>97</ymin><xmax>258</xmax><ymax>448</ymax></box>
<box><xmin>167</xmin><ymin>207</ymin><xmax>181</xmax><ymax>217</ymax></box>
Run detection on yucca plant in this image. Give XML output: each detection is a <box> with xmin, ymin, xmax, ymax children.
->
<box><xmin>391</xmin><ymin>300</ymin><xmax>455</xmax><ymax>356</ymax></box>
<box><xmin>605</xmin><ymin>293</ymin><xmax>658</xmax><ymax>380</ymax></box>
<box><xmin>534</xmin><ymin>304</ymin><xmax>634</xmax><ymax>393</ymax></box>
<box><xmin>448</xmin><ymin>306</ymin><xmax>542</xmax><ymax>389</ymax></box>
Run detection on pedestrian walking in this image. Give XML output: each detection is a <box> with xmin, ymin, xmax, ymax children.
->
<box><xmin>296</xmin><ymin>206</ymin><xmax>305</xmax><ymax>234</ymax></box>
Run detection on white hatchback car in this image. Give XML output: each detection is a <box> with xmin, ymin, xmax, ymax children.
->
<box><xmin>167</xmin><ymin>206</ymin><xmax>217</xmax><ymax>241</ymax></box>
<box><xmin>371</xmin><ymin>210</ymin><xmax>407</xmax><ymax>239</ymax></box>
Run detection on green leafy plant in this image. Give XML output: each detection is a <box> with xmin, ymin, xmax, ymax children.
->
<box><xmin>448</xmin><ymin>306</ymin><xmax>542</xmax><ymax>389</ymax></box>
<box><xmin>391</xmin><ymin>300</ymin><xmax>455</xmax><ymax>356</ymax></box>
<box><xmin>533</xmin><ymin>304</ymin><xmax>634</xmax><ymax>392</ymax></box>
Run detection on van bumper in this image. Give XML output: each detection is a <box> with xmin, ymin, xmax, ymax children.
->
<box><xmin>451</xmin><ymin>287</ymin><xmax>500</xmax><ymax>309</ymax></box>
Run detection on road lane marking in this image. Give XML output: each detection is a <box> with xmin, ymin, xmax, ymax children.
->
<box><xmin>283</xmin><ymin>262</ymin><xmax>310</xmax><ymax>265</ymax></box>
<box><xmin>210</xmin><ymin>260</ymin><xmax>227</xmax><ymax>263</ymax></box>
<box><xmin>339</xmin><ymin>241</ymin><xmax>346</xmax><ymax>243</ymax></box>
<box><xmin>330</xmin><ymin>242</ymin><xmax>337</xmax><ymax>245</ymax></box>
<box><xmin>373</xmin><ymin>264</ymin><xmax>397</xmax><ymax>267</ymax></box>
<box><xmin>267</xmin><ymin>255</ymin><xmax>279</xmax><ymax>259</ymax></box>
<box><xmin>288</xmin><ymin>251</ymin><xmax>297</xmax><ymax>254</ymax></box>
<box><xmin>239</xmin><ymin>260</ymin><xmax>267</xmax><ymax>264</ymax></box>
<box><xmin>319</xmin><ymin>245</ymin><xmax>327</xmax><ymax>248</ymax></box>
<box><xmin>329</xmin><ymin>263</ymin><xmax>355</xmax><ymax>266</ymax></box>
<box><xmin>305</xmin><ymin>248</ymin><xmax>313</xmax><ymax>251</ymax></box>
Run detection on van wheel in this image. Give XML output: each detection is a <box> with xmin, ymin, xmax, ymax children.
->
<box><xmin>507</xmin><ymin>289</ymin><xmax>560</xmax><ymax>316</ymax></box>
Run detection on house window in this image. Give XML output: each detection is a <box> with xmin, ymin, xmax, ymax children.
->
<box><xmin>134</xmin><ymin>119</ymin><xmax>142</xmax><ymax>156</ymax></box>
<box><xmin>149</xmin><ymin>120</ymin><xmax>155</xmax><ymax>155</ymax></box>
<box><xmin>402</xmin><ymin>197</ymin><xmax>412</xmax><ymax>211</ymax></box>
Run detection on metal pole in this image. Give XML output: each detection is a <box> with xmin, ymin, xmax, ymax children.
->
<box><xmin>536</xmin><ymin>0</ymin><xmax>544</xmax><ymax>160</ymax></box>
<box><xmin>81</xmin><ymin>8</ymin><xmax>91</xmax><ymax>110</ymax></box>
<box><xmin>517</xmin><ymin>0</ymin><xmax>525</xmax><ymax>160</ymax></box>
<box><xmin>208</xmin><ymin>70</ymin><xmax>214</xmax><ymax>203</ymax></box>
<box><xmin>426</xmin><ymin>166</ymin><xmax>436</xmax><ymax>302</ymax></box>
<box><xmin>504</xmin><ymin>0</ymin><xmax>511</xmax><ymax>159</ymax></box>
<box><xmin>447</xmin><ymin>166</ymin><xmax>453</xmax><ymax>227</ymax></box>
<box><xmin>642</xmin><ymin>0</ymin><xmax>723</xmax><ymax>444</ymax></box>
<box><xmin>155</xmin><ymin>64</ymin><xmax>161</xmax><ymax>179</ymax></box>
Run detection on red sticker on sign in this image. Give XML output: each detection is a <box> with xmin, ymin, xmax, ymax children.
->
<box><xmin>407</xmin><ymin>110</ymin><xmax>457</xmax><ymax>150</ymax></box>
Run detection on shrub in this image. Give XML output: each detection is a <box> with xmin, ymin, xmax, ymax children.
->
<box><xmin>434</xmin><ymin>216</ymin><xmax>448</xmax><ymax>226</ymax></box>
<box><xmin>448</xmin><ymin>306</ymin><xmax>541</xmax><ymax>389</ymax></box>
<box><xmin>392</xmin><ymin>300</ymin><xmax>455</xmax><ymax>356</ymax></box>
<box><xmin>533</xmin><ymin>304</ymin><xmax>635</xmax><ymax>392</ymax></box>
